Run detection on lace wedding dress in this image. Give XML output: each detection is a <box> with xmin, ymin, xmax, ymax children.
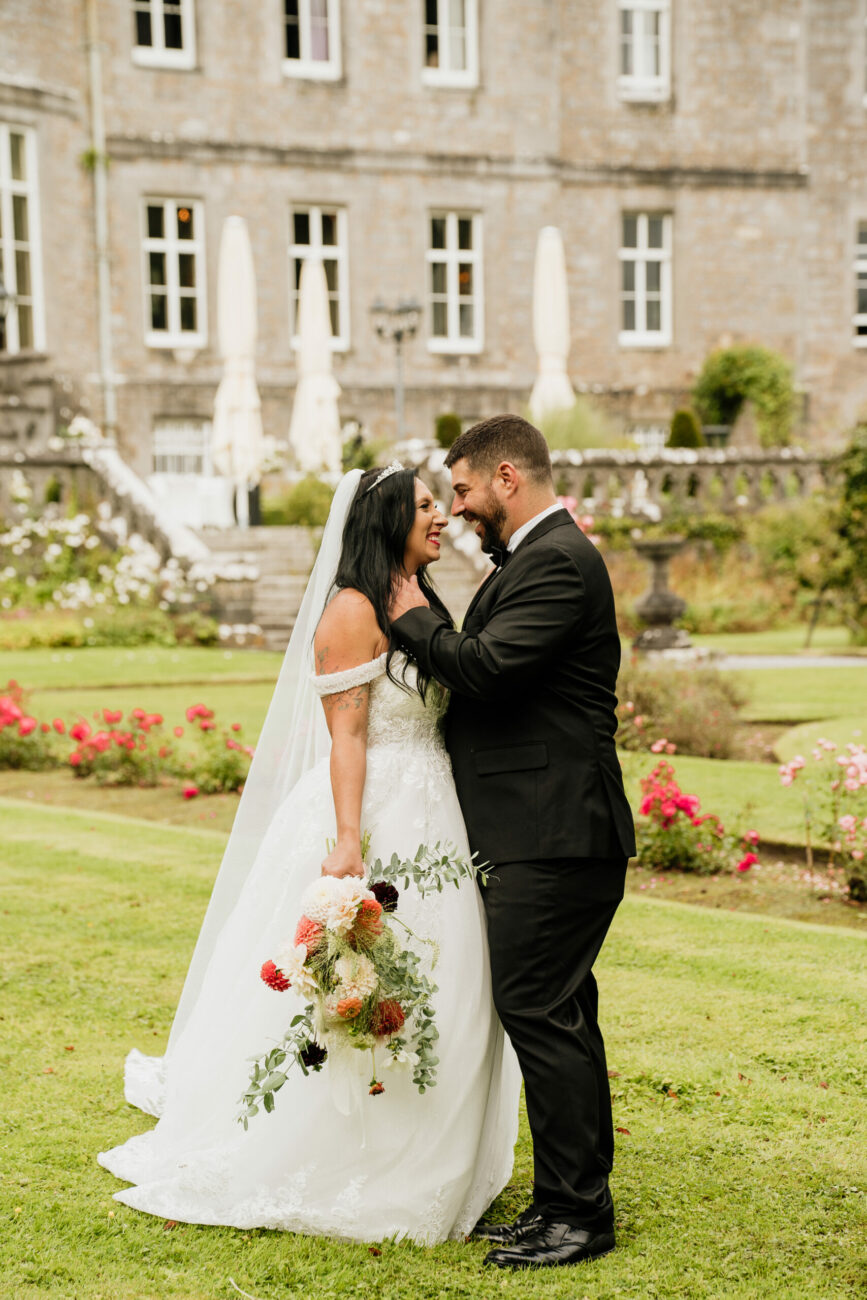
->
<box><xmin>98</xmin><ymin>653</ymin><xmax>520</xmax><ymax>1243</ymax></box>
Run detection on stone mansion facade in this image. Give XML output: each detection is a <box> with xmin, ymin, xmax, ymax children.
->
<box><xmin>1</xmin><ymin>0</ymin><xmax>866</xmax><ymax>478</ymax></box>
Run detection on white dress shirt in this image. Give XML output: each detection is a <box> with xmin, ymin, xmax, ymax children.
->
<box><xmin>507</xmin><ymin>501</ymin><xmax>564</xmax><ymax>553</ymax></box>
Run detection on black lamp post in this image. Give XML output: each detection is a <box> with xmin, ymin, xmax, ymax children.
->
<box><xmin>369</xmin><ymin>299</ymin><xmax>421</xmax><ymax>441</ymax></box>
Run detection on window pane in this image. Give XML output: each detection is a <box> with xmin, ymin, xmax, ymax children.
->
<box><xmin>321</xmin><ymin>212</ymin><xmax>337</xmax><ymax>245</ymax></box>
<box><xmin>620</xmin><ymin>35</ymin><xmax>633</xmax><ymax>76</ymax></box>
<box><xmin>328</xmin><ymin>299</ymin><xmax>339</xmax><ymax>336</ymax></box>
<box><xmin>293</xmin><ymin>211</ymin><xmax>310</xmax><ymax>245</ymax></box>
<box><xmin>432</xmin><ymin>300</ymin><xmax>448</xmax><ymax>336</ymax></box>
<box><xmin>425</xmin><ymin>32</ymin><xmax>439</xmax><ymax>66</ymax></box>
<box><xmin>449</xmin><ymin>28</ymin><xmax>466</xmax><ymax>70</ymax></box>
<box><xmin>310</xmin><ymin>0</ymin><xmax>330</xmax><ymax>60</ymax></box>
<box><xmin>646</xmin><ymin>299</ymin><xmax>661</xmax><ymax>331</ymax></box>
<box><xmin>459</xmin><ymin>302</ymin><xmax>474</xmax><ymax>337</ymax></box>
<box><xmin>285</xmin><ymin>0</ymin><xmax>300</xmax><ymax>60</ymax></box>
<box><xmin>15</xmin><ymin>250</ymin><xmax>31</xmax><ymax>297</ymax></box>
<box><xmin>164</xmin><ymin>11</ymin><xmax>183</xmax><ymax>49</ymax></box>
<box><xmin>293</xmin><ymin>256</ymin><xmax>303</xmax><ymax>290</ymax></box>
<box><xmin>135</xmin><ymin>7</ymin><xmax>153</xmax><ymax>47</ymax></box>
<box><xmin>458</xmin><ymin>263</ymin><xmax>473</xmax><ymax>296</ymax></box>
<box><xmin>622</xmin><ymin>298</ymin><xmax>636</xmax><ymax>332</ymax></box>
<box><xmin>426</xmin><ymin>0</ymin><xmax>438</xmax><ymax>24</ymax></box>
<box><xmin>177</xmin><ymin>206</ymin><xmax>194</xmax><ymax>239</ymax></box>
<box><xmin>180</xmin><ymin>295</ymin><xmax>197</xmax><ymax>332</ymax></box>
<box><xmin>431</xmin><ymin>217</ymin><xmax>446</xmax><ymax>249</ymax></box>
<box><xmin>151</xmin><ymin>294</ymin><xmax>168</xmax><ymax>331</ymax></box>
<box><xmin>431</xmin><ymin>262</ymin><xmax>447</xmax><ymax>294</ymax></box>
<box><xmin>621</xmin><ymin>9</ymin><xmax>633</xmax><ymax>35</ymax></box>
<box><xmin>858</xmin><ymin>224</ymin><xmax>867</xmax><ymax>246</ymax></box>
<box><xmin>17</xmin><ymin>303</ymin><xmax>33</xmax><ymax>349</ymax></box>
<box><xmin>622</xmin><ymin>262</ymin><xmax>635</xmax><ymax>293</ymax></box>
<box><xmin>648</xmin><ymin>216</ymin><xmax>664</xmax><ymax>248</ymax></box>
<box><xmin>449</xmin><ymin>0</ymin><xmax>465</xmax><ymax>25</ymax></box>
<box><xmin>622</xmin><ymin>215</ymin><xmax>638</xmax><ymax>248</ymax></box>
<box><xmin>147</xmin><ymin>204</ymin><xmax>164</xmax><ymax>239</ymax></box>
<box><xmin>12</xmin><ymin>195</ymin><xmax>29</xmax><ymax>242</ymax></box>
<box><xmin>323</xmin><ymin>259</ymin><xmax>338</xmax><ymax>292</ymax></box>
<box><xmin>149</xmin><ymin>252</ymin><xmax>166</xmax><ymax>286</ymax></box>
<box><xmin>857</xmin><ymin>322</ymin><xmax>867</xmax><ymax>336</ymax></box>
<box><xmin>858</xmin><ymin>285</ymin><xmax>867</xmax><ymax>314</ymax></box>
<box><xmin>178</xmin><ymin>253</ymin><xmax>196</xmax><ymax>289</ymax></box>
<box><xmin>457</xmin><ymin>217</ymin><xmax>472</xmax><ymax>250</ymax></box>
<box><xmin>645</xmin><ymin>260</ymin><xmax>661</xmax><ymax>293</ymax></box>
<box><xmin>10</xmin><ymin>133</ymin><xmax>25</xmax><ymax>181</ymax></box>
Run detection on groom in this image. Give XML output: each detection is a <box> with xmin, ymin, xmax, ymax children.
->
<box><xmin>390</xmin><ymin>414</ymin><xmax>635</xmax><ymax>1271</ymax></box>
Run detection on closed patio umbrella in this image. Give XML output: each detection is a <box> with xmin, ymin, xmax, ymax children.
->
<box><xmin>288</xmin><ymin>256</ymin><xmax>342</xmax><ymax>476</ymax></box>
<box><xmin>528</xmin><ymin>225</ymin><xmax>575</xmax><ymax>421</ymax></box>
<box><xmin>212</xmin><ymin>215</ymin><xmax>265</xmax><ymax>528</ymax></box>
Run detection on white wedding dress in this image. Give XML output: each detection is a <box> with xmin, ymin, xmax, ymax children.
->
<box><xmin>98</xmin><ymin>652</ymin><xmax>521</xmax><ymax>1243</ymax></box>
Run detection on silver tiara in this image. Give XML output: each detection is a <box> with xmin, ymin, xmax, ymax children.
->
<box><xmin>364</xmin><ymin>461</ymin><xmax>404</xmax><ymax>493</ymax></box>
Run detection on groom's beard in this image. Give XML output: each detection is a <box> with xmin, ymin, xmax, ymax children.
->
<box><xmin>465</xmin><ymin>492</ymin><xmax>508</xmax><ymax>556</ymax></box>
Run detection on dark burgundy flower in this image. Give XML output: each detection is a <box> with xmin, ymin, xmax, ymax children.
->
<box><xmin>299</xmin><ymin>1041</ymin><xmax>328</xmax><ymax>1071</ymax></box>
<box><xmin>370</xmin><ymin>881</ymin><xmax>399</xmax><ymax>913</ymax></box>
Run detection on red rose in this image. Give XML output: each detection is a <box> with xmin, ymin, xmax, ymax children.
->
<box><xmin>182</xmin><ymin>784</ymin><xmax>199</xmax><ymax>799</ymax></box>
<box><xmin>53</xmin><ymin>719</ymin><xmax>65</xmax><ymax>734</ymax></box>
<box><xmin>70</xmin><ymin>721</ymin><xmax>91</xmax><ymax>742</ymax></box>
<box><xmin>69</xmin><ymin>752</ymin><xmax>82</xmax><ymax>767</ymax></box>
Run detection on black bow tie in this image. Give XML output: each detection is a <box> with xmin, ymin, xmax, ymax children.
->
<box><xmin>489</xmin><ymin>543</ymin><xmax>511</xmax><ymax>570</ymax></box>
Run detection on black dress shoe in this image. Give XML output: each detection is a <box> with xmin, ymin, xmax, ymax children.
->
<box><xmin>471</xmin><ymin>1206</ymin><xmax>544</xmax><ymax>1246</ymax></box>
<box><xmin>484</xmin><ymin>1221</ymin><xmax>616</xmax><ymax>1269</ymax></box>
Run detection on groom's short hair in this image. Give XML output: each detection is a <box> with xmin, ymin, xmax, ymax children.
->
<box><xmin>444</xmin><ymin>414</ymin><xmax>553</xmax><ymax>486</ymax></box>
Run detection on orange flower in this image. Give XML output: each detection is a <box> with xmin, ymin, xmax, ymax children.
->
<box><xmin>336</xmin><ymin>996</ymin><xmax>363</xmax><ymax>1020</ymax></box>
<box><xmin>356</xmin><ymin>898</ymin><xmax>383</xmax><ymax>936</ymax></box>
<box><xmin>294</xmin><ymin>915</ymin><xmax>324</xmax><ymax>951</ymax></box>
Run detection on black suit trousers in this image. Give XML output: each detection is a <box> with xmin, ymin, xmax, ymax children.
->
<box><xmin>480</xmin><ymin>855</ymin><xmax>627</xmax><ymax>1231</ymax></box>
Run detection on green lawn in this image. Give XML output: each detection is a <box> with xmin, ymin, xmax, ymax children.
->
<box><xmin>776</xmin><ymin>716</ymin><xmax>867</xmax><ymax>763</ymax></box>
<box><xmin>692</xmin><ymin>626</ymin><xmax>863</xmax><ymax>657</ymax></box>
<box><xmin>0</xmin><ymin>645</ymin><xmax>283</xmax><ymax>692</ymax></box>
<box><xmin>2</xmin><ymin>799</ymin><xmax>865</xmax><ymax>1299</ymax></box>
<box><xmin>724</xmin><ymin>666</ymin><xmax>867</xmax><ymax>723</ymax></box>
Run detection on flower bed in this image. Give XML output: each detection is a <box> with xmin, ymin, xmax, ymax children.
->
<box><xmin>778</xmin><ymin>740</ymin><xmax>867</xmax><ymax>900</ymax></box>
<box><xmin>635</xmin><ymin>756</ymin><xmax>760</xmax><ymax>877</ymax></box>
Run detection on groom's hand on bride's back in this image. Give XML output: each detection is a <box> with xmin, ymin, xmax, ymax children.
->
<box><xmin>390</xmin><ymin>575</ymin><xmax>429</xmax><ymax>622</ymax></box>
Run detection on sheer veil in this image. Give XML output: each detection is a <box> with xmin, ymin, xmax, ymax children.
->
<box><xmin>166</xmin><ymin>469</ymin><xmax>363</xmax><ymax>1049</ymax></box>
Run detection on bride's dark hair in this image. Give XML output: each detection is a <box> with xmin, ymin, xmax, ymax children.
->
<box><xmin>331</xmin><ymin>466</ymin><xmax>453</xmax><ymax>701</ymax></box>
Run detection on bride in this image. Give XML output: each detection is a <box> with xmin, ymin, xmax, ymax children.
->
<box><xmin>98</xmin><ymin>464</ymin><xmax>520</xmax><ymax>1243</ymax></box>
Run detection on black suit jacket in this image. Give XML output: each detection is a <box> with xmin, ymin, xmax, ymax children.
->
<box><xmin>392</xmin><ymin>509</ymin><xmax>636</xmax><ymax>867</ymax></box>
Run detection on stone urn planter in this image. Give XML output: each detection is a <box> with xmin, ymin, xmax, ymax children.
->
<box><xmin>632</xmin><ymin>535</ymin><xmax>692</xmax><ymax>652</ymax></box>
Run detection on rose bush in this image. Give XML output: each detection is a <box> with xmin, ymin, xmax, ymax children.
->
<box><xmin>616</xmin><ymin>662</ymin><xmax>746</xmax><ymax>759</ymax></box>
<box><xmin>0</xmin><ymin>681</ymin><xmax>59</xmax><ymax>771</ymax></box>
<box><xmin>635</xmin><ymin>757</ymin><xmax>761</xmax><ymax>876</ymax></box>
<box><xmin>779</xmin><ymin>740</ymin><xmax>867</xmax><ymax>900</ymax></box>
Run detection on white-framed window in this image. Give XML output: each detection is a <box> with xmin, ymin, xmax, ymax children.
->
<box><xmin>854</xmin><ymin>222</ymin><xmax>867</xmax><ymax>346</ymax></box>
<box><xmin>142</xmin><ymin>199</ymin><xmax>206</xmax><ymax>349</ymax></box>
<box><xmin>619</xmin><ymin>212</ymin><xmax>672</xmax><ymax>348</ymax></box>
<box><xmin>618</xmin><ymin>0</ymin><xmax>670</xmax><ymax>102</ymax></box>
<box><xmin>152</xmin><ymin>418</ymin><xmax>213</xmax><ymax>474</ymax></box>
<box><xmin>289</xmin><ymin>206</ymin><xmax>349</xmax><ymax>349</ymax></box>
<box><xmin>0</xmin><ymin>125</ymin><xmax>44</xmax><ymax>355</ymax></box>
<box><xmin>132</xmin><ymin>0</ymin><xmax>196</xmax><ymax>69</ymax></box>
<box><xmin>426</xmin><ymin>211</ymin><xmax>483</xmax><ymax>353</ymax></box>
<box><xmin>422</xmin><ymin>0</ymin><xmax>479</xmax><ymax>87</ymax></box>
<box><xmin>283</xmin><ymin>0</ymin><xmax>342</xmax><ymax>81</ymax></box>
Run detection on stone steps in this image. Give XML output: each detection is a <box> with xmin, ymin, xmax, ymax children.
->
<box><xmin>196</xmin><ymin>522</ymin><xmax>485</xmax><ymax>650</ymax></box>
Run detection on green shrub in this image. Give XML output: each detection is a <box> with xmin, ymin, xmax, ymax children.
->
<box><xmin>261</xmin><ymin>476</ymin><xmax>334</xmax><ymax>527</ymax></box>
<box><xmin>616</xmin><ymin>661</ymin><xmax>747</xmax><ymax>759</ymax></box>
<box><xmin>834</xmin><ymin>425</ymin><xmax>867</xmax><ymax>642</ymax></box>
<box><xmin>539</xmin><ymin>397</ymin><xmax>628</xmax><ymax>451</ymax></box>
<box><xmin>341</xmin><ymin>433</ymin><xmax>380</xmax><ymax>472</ymax></box>
<box><xmin>692</xmin><ymin>345</ymin><xmax>795</xmax><ymax>447</ymax></box>
<box><xmin>435</xmin><ymin>413</ymin><xmax>462</xmax><ymax>449</ymax></box>
<box><xmin>44</xmin><ymin>476</ymin><xmax>63</xmax><ymax>504</ymax></box>
<box><xmin>667</xmin><ymin>409</ymin><xmax>705</xmax><ymax>448</ymax></box>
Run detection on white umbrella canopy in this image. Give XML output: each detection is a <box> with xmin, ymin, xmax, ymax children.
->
<box><xmin>212</xmin><ymin>215</ymin><xmax>265</xmax><ymax>527</ymax></box>
<box><xmin>288</xmin><ymin>256</ymin><xmax>342</xmax><ymax>476</ymax></box>
<box><xmin>528</xmin><ymin>225</ymin><xmax>576</xmax><ymax>422</ymax></box>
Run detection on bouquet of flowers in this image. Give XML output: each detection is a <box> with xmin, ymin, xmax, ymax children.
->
<box><xmin>238</xmin><ymin>841</ymin><xmax>483</xmax><ymax>1127</ymax></box>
